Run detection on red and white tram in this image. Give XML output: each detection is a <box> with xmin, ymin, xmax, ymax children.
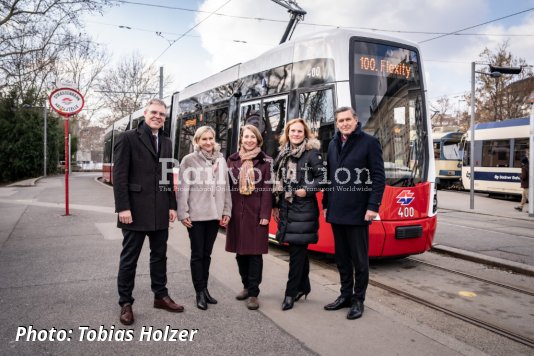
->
<box><xmin>104</xmin><ymin>29</ymin><xmax>437</xmax><ymax>257</ymax></box>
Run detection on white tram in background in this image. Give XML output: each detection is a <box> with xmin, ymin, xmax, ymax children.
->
<box><xmin>432</xmin><ymin>128</ymin><xmax>464</xmax><ymax>189</ymax></box>
<box><xmin>461</xmin><ymin>117</ymin><xmax>529</xmax><ymax>196</ymax></box>
<box><xmin>104</xmin><ymin>28</ymin><xmax>437</xmax><ymax>257</ymax></box>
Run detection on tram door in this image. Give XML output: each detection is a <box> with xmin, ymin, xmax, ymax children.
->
<box><xmin>238</xmin><ymin>96</ymin><xmax>287</xmax><ymax>158</ymax></box>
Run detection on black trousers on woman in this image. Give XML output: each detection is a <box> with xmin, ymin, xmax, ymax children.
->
<box><xmin>187</xmin><ymin>220</ymin><xmax>220</xmax><ymax>292</ymax></box>
<box><xmin>236</xmin><ymin>254</ymin><xmax>263</xmax><ymax>297</ymax></box>
<box><xmin>285</xmin><ymin>244</ymin><xmax>310</xmax><ymax>297</ymax></box>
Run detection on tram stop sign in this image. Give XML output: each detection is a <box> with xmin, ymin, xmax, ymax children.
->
<box><xmin>49</xmin><ymin>88</ymin><xmax>84</xmax><ymax>116</ymax></box>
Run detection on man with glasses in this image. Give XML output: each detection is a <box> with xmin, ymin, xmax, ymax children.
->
<box><xmin>113</xmin><ymin>98</ymin><xmax>183</xmax><ymax>325</ymax></box>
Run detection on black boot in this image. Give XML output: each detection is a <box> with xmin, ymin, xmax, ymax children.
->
<box><xmin>282</xmin><ymin>296</ymin><xmax>294</xmax><ymax>311</ymax></box>
<box><xmin>203</xmin><ymin>288</ymin><xmax>218</xmax><ymax>304</ymax></box>
<box><xmin>196</xmin><ymin>291</ymin><xmax>208</xmax><ymax>310</ymax></box>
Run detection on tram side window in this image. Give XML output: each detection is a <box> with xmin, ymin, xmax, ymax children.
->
<box><xmin>433</xmin><ymin>142</ymin><xmax>441</xmax><ymax>159</ymax></box>
<box><xmin>103</xmin><ymin>133</ymin><xmax>113</xmax><ymax>164</ymax></box>
<box><xmin>299</xmin><ymin>88</ymin><xmax>335</xmax><ymax>158</ymax></box>
<box><xmin>482</xmin><ymin>140</ymin><xmax>510</xmax><ymax>167</ymax></box>
<box><xmin>203</xmin><ymin>108</ymin><xmax>229</xmax><ymax>158</ymax></box>
<box><xmin>177</xmin><ymin>114</ymin><xmax>198</xmax><ymax>162</ymax></box>
<box><xmin>513</xmin><ymin>138</ymin><xmax>528</xmax><ymax>168</ymax></box>
<box><xmin>262</xmin><ymin>99</ymin><xmax>286</xmax><ymax>158</ymax></box>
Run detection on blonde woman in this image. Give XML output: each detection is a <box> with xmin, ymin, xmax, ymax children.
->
<box><xmin>273</xmin><ymin>118</ymin><xmax>323</xmax><ymax>311</ymax></box>
<box><xmin>226</xmin><ymin>125</ymin><xmax>273</xmax><ymax>310</ymax></box>
<box><xmin>177</xmin><ymin>126</ymin><xmax>231</xmax><ymax>310</ymax></box>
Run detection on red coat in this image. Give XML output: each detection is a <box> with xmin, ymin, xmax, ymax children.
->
<box><xmin>225</xmin><ymin>151</ymin><xmax>273</xmax><ymax>255</ymax></box>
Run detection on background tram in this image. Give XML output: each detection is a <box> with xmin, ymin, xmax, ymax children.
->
<box><xmin>461</xmin><ymin>117</ymin><xmax>529</xmax><ymax>196</ymax></box>
<box><xmin>104</xmin><ymin>29</ymin><xmax>437</xmax><ymax>258</ymax></box>
<box><xmin>432</xmin><ymin>128</ymin><xmax>464</xmax><ymax>189</ymax></box>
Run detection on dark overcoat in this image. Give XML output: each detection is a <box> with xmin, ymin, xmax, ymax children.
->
<box><xmin>275</xmin><ymin>139</ymin><xmax>324</xmax><ymax>245</ymax></box>
<box><xmin>113</xmin><ymin>121</ymin><xmax>177</xmax><ymax>231</ymax></box>
<box><xmin>322</xmin><ymin>122</ymin><xmax>385</xmax><ymax>225</ymax></box>
<box><xmin>225</xmin><ymin>151</ymin><xmax>273</xmax><ymax>255</ymax></box>
<box><xmin>520</xmin><ymin>160</ymin><xmax>529</xmax><ymax>188</ymax></box>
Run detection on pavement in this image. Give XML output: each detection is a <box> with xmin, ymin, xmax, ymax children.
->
<box><xmin>0</xmin><ymin>173</ymin><xmax>529</xmax><ymax>355</ymax></box>
<box><xmin>434</xmin><ymin>189</ymin><xmax>534</xmax><ymax>276</ymax></box>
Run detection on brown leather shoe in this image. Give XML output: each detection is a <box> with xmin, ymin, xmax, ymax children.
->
<box><xmin>247</xmin><ymin>297</ymin><xmax>259</xmax><ymax>310</ymax></box>
<box><xmin>119</xmin><ymin>303</ymin><xmax>134</xmax><ymax>325</ymax></box>
<box><xmin>235</xmin><ymin>289</ymin><xmax>249</xmax><ymax>300</ymax></box>
<box><xmin>154</xmin><ymin>296</ymin><xmax>185</xmax><ymax>312</ymax></box>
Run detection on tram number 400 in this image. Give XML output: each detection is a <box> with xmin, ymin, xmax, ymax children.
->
<box><xmin>398</xmin><ymin>207</ymin><xmax>415</xmax><ymax>218</ymax></box>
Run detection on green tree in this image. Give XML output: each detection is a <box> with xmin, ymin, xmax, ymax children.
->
<box><xmin>0</xmin><ymin>91</ymin><xmax>63</xmax><ymax>182</ymax></box>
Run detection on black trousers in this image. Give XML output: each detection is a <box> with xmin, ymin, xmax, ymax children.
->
<box><xmin>117</xmin><ymin>229</ymin><xmax>169</xmax><ymax>306</ymax></box>
<box><xmin>331</xmin><ymin>224</ymin><xmax>369</xmax><ymax>302</ymax></box>
<box><xmin>187</xmin><ymin>220</ymin><xmax>219</xmax><ymax>292</ymax></box>
<box><xmin>236</xmin><ymin>254</ymin><xmax>263</xmax><ymax>297</ymax></box>
<box><xmin>285</xmin><ymin>244</ymin><xmax>310</xmax><ymax>298</ymax></box>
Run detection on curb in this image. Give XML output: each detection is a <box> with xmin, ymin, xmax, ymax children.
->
<box><xmin>431</xmin><ymin>244</ymin><xmax>534</xmax><ymax>277</ymax></box>
<box><xmin>438</xmin><ymin>207</ymin><xmax>534</xmax><ymax>221</ymax></box>
<box><xmin>7</xmin><ymin>176</ymin><xmax>44</xmax><ymax>187</ymax></box>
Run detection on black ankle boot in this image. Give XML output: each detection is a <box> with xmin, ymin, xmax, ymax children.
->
<box><xmin>282</xmin><ymin>296</ymin><xmax>294</xmax><ymax>311</ymax></box>
<box><xmin>203</xmin><ymin>288</ymin><xmax>218</xmax><ymax>304</ymax></box>
<box><xmin>295</xmin><ymin>290</ymin><xmax>310</xmax><ymax>302</ymax></box>
<box><xmin>196</xmin><ymin>291</ymin><xmax>208</xmax><ymax>310</ymax></box>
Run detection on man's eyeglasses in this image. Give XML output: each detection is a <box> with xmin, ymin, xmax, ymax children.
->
<box><xmin>148</xmin><ymin>110</ymin><xmax>166</xmax><ymax>117</ymax></box>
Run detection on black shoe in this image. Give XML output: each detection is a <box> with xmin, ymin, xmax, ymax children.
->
<box><xmin>203</xmin><ymin>288</ymin><xmax>218</xmax><ymax>304</ymax></box>
<box><xmin>295</xmin><ymin>290</ymin><xmax>309</xmax><ymax>301</ymax></box>
<box><xmin>514</xmin><ymin>206</ymin><xmax>522</xmax><ymax>211</ymax></box>
<box><xmin>196</xmin><ymin>291</ymin><xmax>208</xmax><ymax>310</ymax></box>
<box><xmin>282</xmin><ymin>296</ymin><xmax>294</xmax><ymax>311</ymax></box>
<box><xmin>324</xmin><ymin>296</ymin><xmax>352</xmax><ymax>310</ymax></box>
<box><xmin>235</xmin><ymin>289</ymin><xmax>249</xmax><ymax>300</ymax></box>
<box><xmin>347</xmin><ymin>300</ymin><xmax>364</xmax><ymax>320</ymax></box>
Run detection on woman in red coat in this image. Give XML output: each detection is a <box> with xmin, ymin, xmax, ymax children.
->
<box><xmin>226</xmin><ymin>125</ymin><xmax>273</xmax><ymax>310</ymax></box>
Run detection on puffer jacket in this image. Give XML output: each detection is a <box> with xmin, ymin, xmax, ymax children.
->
<box><xmin>274</xmin><ymin>138</ymin><xmax>324</xmax><ymax>245</ymax></box>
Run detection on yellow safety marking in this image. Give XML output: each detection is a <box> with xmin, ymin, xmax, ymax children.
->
<box><xmin>458</xmin><ymin>291</ymin><xmax>477</xmax><ymax>297</ymax></box>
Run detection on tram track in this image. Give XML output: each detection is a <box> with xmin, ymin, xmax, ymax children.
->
<box><xmin>406</xmin><ymin>257</ymin><xmax>534</xmax><ymax>297</ymax></box>
<box><xmin>270</xmin><ymin>245</ymin><xmax>534</xmax><ymax>349</ymax></box>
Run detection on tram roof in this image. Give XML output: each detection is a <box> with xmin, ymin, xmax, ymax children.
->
<box><xmin>475</xmin><ymin>117</ymin><xmax>529</xmax><ymax>130</ymax></box>
<box><xmin>174</xmin><ymin>28</ymin><xmax>421</xmax><ymax>100</ymax></box>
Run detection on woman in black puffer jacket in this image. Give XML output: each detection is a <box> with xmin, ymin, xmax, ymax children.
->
<box><xmin>273</xmin><ymin>118</ymin><xmax>324</xmax><ymax>311</ymax></box>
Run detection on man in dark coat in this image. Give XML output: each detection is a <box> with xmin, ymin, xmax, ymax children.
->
<box><xmin>322</xmin><ymin>106</ymin><xmax>385</xmax><ymax>320</ymax></box>
<box><xmin>113</xmin><ymin>98</ymin><xmax>183</xmax><ymax>325</ymax></box>
<box><xmin>515</xmin><ymin>156</ymin><xmax>529</xmax><ymax>212</ymax></box>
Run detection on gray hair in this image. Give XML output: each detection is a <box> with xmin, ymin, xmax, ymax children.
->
<box><xmin>335</xmin><ymin>106</ymin><xmax>358</xmax><ymax>120</ymax></box>
<box><xmin>145</xmin><ymin>98</ymin><xmax>167</xmax><ymax>109</ymax></box>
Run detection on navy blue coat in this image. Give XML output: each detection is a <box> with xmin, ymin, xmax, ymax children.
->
<box><xmin>322</xmin><ymin>123</ymin><xmax>385</xmax><ymax>225</ymax></box>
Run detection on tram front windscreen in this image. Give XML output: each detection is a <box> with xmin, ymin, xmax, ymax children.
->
<box><xmin>350</xmin><ymin>39</ymin><xmax>427</xmax><ymax>186</ymax></box>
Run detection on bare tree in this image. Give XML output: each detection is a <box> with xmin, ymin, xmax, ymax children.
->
<box><xmin>0</xmin><ymin>0</ymin><xmax>112</xmax><ymax>103</ymax></box>
<box><xmin>97</xmin><ymin>52</ymin><xmax>173</xmax><ymax>120</ymax></box>
<box><xmin>53</xmin><ymin>39</ymin><xmax>111</xmax><ymax>127</ymax></box>
<box><xmin>430</xmin><ymin>96</ymin><xmax>451</xmax><ymax>127</ymax></box>
<box><xmin>475</xmin><ymin>41</ymin><xmax>534</xmax><ymax>122</ymax></box>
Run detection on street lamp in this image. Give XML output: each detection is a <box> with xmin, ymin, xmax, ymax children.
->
<box><xmin>469</xmin><ymin>62</ymin><xmax>522</xmax><ymax>209</ymax></box>
<box><xmin>22</xmin><ymin>102</ymin><xmax>48</xmax><ymax>177</ymax></box>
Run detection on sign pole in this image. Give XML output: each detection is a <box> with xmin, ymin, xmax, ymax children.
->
<box><xmin>64</xmin><ymin>115</ymin><xmax>70</xmax><ymax>216</ymax></box>
<box><xmin>49</xmin><ymin>87</ymin><xmax>84</xmax><ymax>217</ymax></box>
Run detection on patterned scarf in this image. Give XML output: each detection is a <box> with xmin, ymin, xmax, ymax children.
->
<box><xmin>238</xmin><ymin>147</ymin><xmax>261</xmax><ymax>195</ymax></box>
<box><xmin>197</xmin><ymin>145</ymin><xmax>221</xmax><ymax>165</ymax></box>
<box><xmin>274</xmin><ymin>139</ymin><xmax>307</xmax><ymax>203</ymax></box>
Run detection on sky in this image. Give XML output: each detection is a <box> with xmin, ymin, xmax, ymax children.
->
<box><xmin>83</xmin><ymin>0</ymin><xmax>534</xmax><ymax>114</ymax></box>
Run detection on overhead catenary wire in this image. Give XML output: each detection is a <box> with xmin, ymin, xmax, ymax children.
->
<box><xmin>419</xmin><ymin>7</ymin><xmax>534</xmax><ymax>43</ymax></box>
<box><xmin>148</xmin><ymin>0</ymin><xmax>233</xmax><ymax>67</ymax></box>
